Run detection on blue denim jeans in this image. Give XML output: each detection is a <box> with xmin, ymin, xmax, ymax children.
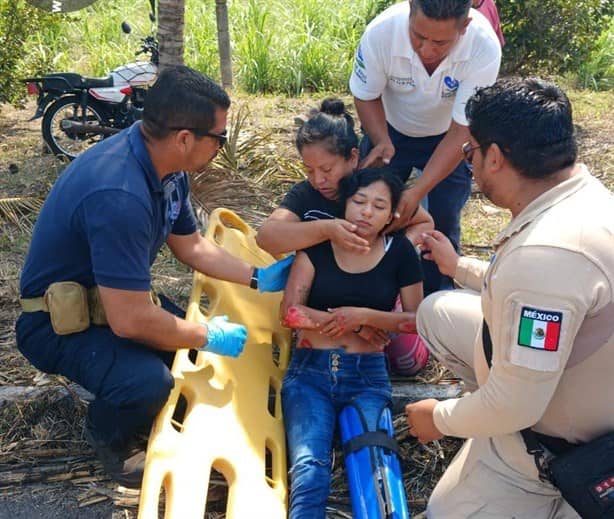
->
<box><xmin>360</xmin><ymin>124</ymin><xmax>472</xmax><ymax>295</ymax></box>
<box><xmin>15</xmin><ymin>294</ymin><xmax>180</xmax><ymax>449</ymax></box>
<box><xmin>281</xmin><ymin>348</ymin><xmax>392</xmax><ymax>519</ymax></box>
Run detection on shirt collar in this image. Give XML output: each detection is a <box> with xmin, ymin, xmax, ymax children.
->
<box><xmin>494</xmin><ymin>164</ymin><xmax>590</xmax><ymax>248</ymax></box>
<box><xmin>128</xmin><ymin>122</ymin><xmax>164</xmax><ymax>194</ymax></box>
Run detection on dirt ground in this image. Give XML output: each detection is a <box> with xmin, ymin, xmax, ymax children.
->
<box><xmin>0</xmin><ymin>483</ymin><xmax>115</xmax><ymax>518</ymax></box>
<box><xmin>0</xmin><ymin>87</ymin><xmax>612</xmax><ymax>518</ymax></box>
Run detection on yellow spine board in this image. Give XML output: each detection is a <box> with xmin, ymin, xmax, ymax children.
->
<box><xmin>138</xmin><ymin>209</ymin><xmax>291</xmax><ymax>518</ymax></box>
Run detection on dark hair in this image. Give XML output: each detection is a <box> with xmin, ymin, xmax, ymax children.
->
<box><xmin>142</xmin><ymin>65</ymin><xmax>231</xmax><ymax>140</ymax></box>
<box><xmin>295</xmin><ymin>98</ymin><xmax>358</xmax><ymax>160</ymax></box>
<box><xmin>410</xmin><ymin>0</ymin><xmax>471</xmax><ymax>20</ymax></box>
<box><xmin>465</xmin><ymin>77</ymin><xmax>577</xmax><ymax>179</ymax></box>
<box><xmin>339</xmin><ymin>167</ymin><xmax>404</xmax><ymax>213</ymax></box>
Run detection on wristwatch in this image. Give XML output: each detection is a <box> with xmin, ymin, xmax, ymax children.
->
<box><xmin>250</xmin><ymin>268</ymin><xmax>259</xmax><ymax>290</ymax></box>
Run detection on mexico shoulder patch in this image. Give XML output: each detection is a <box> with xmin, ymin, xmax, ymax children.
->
<box><xmin>517</xmin><ymin>306</ymin><xmax>562</xmax><ymax>351</ymax></box>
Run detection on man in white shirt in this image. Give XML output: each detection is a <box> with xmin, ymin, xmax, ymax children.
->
<box><xmin>350</xmin><ymin>0</ymin><xmax>501</xmax><ymax>294</ymax></box>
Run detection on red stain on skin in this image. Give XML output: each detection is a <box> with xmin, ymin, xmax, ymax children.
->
<box><xmin>283</xmin><ymin>307</ymin><xmax>303</xmax><ymax>328</ymax></box>
<box><xmin>283</xmin><ymin>305</ymin><xmax>317</xmax><ymax>329</ymax></box>
<box><xmin>299</xmin><ymin>338</ymin><xmax>313</xmax><ymax>349</ymax></box>
<box><xmin>398</xmin><ymin>321</ymin><xmax>417</xmax><ymax>333</ymax></box>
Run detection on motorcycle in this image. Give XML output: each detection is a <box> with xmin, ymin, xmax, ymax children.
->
<box><xmin>23</xmin><ymin>16</ymin><xmax>158</xmax><ymax>160</ymax></box>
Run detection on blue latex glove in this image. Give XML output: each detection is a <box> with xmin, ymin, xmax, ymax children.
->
<box><xmin>255</xmin><ymin>254</ymin><xmax>295</xmax><ymax>292</ymax></box>
<box><xmin>201</xmin><ymin>315</ymin><xmax>247</xmax><ymax>357</ymax></box>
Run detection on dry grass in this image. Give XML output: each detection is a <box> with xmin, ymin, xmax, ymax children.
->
<box><xmin>0</xmin><ymin>87</ymin><xmax>611</xmax><ymax>516</ymax></box>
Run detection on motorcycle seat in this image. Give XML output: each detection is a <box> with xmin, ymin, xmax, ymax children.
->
<box><xmin>82</xmin><ymin>76</ymin><xmax>114</xmax><ymax>88</ymax></box>
<box><xmin>42</xmin><ymin>73</ymin><xmax>114</xmax><ymax>90</ymax></box>
<box><xmin>42</xmin><ymin>73</ymin><xmax>84</xmax><ymax>91</ymax></box>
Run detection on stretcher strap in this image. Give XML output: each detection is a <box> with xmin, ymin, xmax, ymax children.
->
<box><xmin>342</xmin><ymin>431</ymin><xmax>401</xmax><ymax>458</ymax></box>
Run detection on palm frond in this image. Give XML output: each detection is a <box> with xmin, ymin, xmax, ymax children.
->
<box><xmin>191</xmin><ymin>103</ymin><xmax>305</xmax><ymax>227</ymax></box>
<box><xmin>213</xmin><ymin>104</ymin><xmax>254</xmax><ymax>174</ymax></box>
<box><xmin>190</xmin><ymin>168</ymin><xmax>274</xmax><ymax>228</ymax></box>
<box><xmin>0</xmin><ymin>197</ymin><xmax>43</xmax><ymax>231</ymax></box>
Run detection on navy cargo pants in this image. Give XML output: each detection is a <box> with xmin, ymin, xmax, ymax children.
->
<box><xmin>15</xmin><ymin>294</ymin><xmax>181</xmax><ymax>449</ymax></box>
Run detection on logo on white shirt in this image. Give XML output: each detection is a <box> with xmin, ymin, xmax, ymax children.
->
<box><xmin>354</xmin><ymin>45</ymin><xmax>367</xmax><ymax>83</ymax></box>
<box><xmin>356</xmin><ymin>45</ymin><xmax>365</xmax><ymax>68</ymax></box>
<box><xmin>442</xmin><ymin>76</ymin><xmax>459</xmax><ymax>98</ymax></box>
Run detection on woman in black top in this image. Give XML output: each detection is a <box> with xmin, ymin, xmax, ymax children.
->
<box><xmin>257</xmin><ymin>98</ymin><xmax>432</xmax><ymax>349</ymax></box>
<box><xmin>256</xmin><ymin>98</ymin><xmax>433</xmax><ymax>258</ymax></box>
<box><xmin>280</xmin><ymin>168</ymin><xmax>423</xmax><ymax>518</ymax></box>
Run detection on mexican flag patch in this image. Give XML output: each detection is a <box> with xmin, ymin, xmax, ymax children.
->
<box><xmin>517</xmin><ymin>306</ymin><xmax>562</xmax><ymax>351</ymax></box>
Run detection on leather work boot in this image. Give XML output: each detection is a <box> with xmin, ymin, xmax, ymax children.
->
<box><xmin>84</xmin><ymin>422</ymin><xmax>146</xmax><ymax>488</ymax></box>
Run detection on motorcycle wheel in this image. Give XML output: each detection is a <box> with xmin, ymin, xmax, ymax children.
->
<box><xmin>41</xmin><ymin>95</ymin><xmax>109</xmax><ymax>161</ymax></box>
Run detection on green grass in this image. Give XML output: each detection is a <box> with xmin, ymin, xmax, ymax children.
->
<box><xmin>566</xmin><ymin>88</ymin><xmax>614</xmax><ymax>191</ymax></box>
<box><xmin>574</xmin><ymin>17</ymin><xmax>614</xmax><ymax>91</ymax></box>
<box><xmin>567</xmin><ymin>88</ymin><xmax>614</xmax><ymax>120</ymax></box>
<box><xmin>22</xmin><ymin>0</ymin><xmax>150</xmax><ymax>75</ymax></box>
<box><xmin>11</xmin><ymin>0</ymin><xmax>612</xmax><ymax>96</ymax></box>
<box><xmin>20</xmin><ymin>0</ymin><xmax>388</xmax><ymax>94</ymax></box>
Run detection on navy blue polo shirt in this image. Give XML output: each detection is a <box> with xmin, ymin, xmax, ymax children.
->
<box><xmin>20</xmin><ymin>122</ymin><xmax>197</xmax><ymax>297</ymax></box>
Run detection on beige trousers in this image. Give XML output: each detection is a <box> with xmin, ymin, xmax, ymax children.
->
<box><xmin>416</xmin><ymin>289</ymin><xmax>579</xmax><ymax>519</ymax></box>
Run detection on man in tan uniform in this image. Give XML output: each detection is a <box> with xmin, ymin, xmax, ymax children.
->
<box><xmin>405</xmin><ymin>77</ymin><xmax>614</xmax><ymax>518</ymax></box>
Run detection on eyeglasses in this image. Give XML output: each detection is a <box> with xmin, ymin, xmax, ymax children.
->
<box><xmin>461</xmin><ymin>141</ymin><xmax>481</xmax><ymax>166</ymax></box>
<box><xmin>168</xmin><ymin>127</ymin><xmax>227</xmax><ymax>148</ymax></box>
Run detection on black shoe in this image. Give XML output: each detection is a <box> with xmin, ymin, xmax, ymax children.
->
<box><xmin>84</xmin><ymin>423</ymin><xmax>146</xmax><ymax>488</ymax></box>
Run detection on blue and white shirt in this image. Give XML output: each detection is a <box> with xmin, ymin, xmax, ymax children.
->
<box><xmin>350</xmin><ymin>3</ymin><xmax>501</xmax><ymax>136</ymax></box>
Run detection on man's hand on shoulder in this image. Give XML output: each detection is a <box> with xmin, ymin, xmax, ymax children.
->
<box><xmin>358</xmin><ymin>141</ymin><xmax>395</xmax><ymax>169</ymax></box>
<box><xmin>385</xmin><ymin>188</ymin><xmax>421</xmax><ymax>233</ymax></box>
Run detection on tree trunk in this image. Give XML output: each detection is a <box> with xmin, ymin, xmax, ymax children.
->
<box><xmin>158</xmin><ymin>0</ymin><xmax>185</xmax><ymax>69</ymax></box>
<box><xmin>215</xmin><ymin>0</ymin><xmax>233</xmax><ymax>89</ymax></box>
<box><xmin>390</xmin><ymin>382</ymin><xmax>462</xmax><ymax>415</ymax></box>
<box><xmin>0</xmin><ymin>384</ymin><xmax>93</xmax><ymax>409</ymax></box>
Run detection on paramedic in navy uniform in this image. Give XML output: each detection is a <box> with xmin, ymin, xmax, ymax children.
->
<box><xmin>16</xmin><ymin>66</ymin><xmax>292</xmax><ymax>487</ymax></box>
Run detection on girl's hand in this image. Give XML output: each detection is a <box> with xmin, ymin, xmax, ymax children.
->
<box><xmin>357</xmin><ymin>325</ymin><xmax>390</xmax><ymax>350</ymax></box>
<box><xmin>322</xmin><ymin>307</ymin><xmax>365</xmax><ymax>338</ymax></box>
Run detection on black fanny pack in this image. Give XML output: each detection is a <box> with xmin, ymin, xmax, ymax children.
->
<box><xmin>547</xmin><ymin>433</ymin><xmax>614</xmax><ymax>518</ymax></box>
<box><xmin>482</xmin><ymin>320</ymin><xmax>614</xmax><ymax>519</ymax></box>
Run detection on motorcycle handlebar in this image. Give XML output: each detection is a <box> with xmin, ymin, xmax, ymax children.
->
<box><xmin>135</xmin><ymin>38</ymin><xmax>158</xmax><ymax>58</ymax></box>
